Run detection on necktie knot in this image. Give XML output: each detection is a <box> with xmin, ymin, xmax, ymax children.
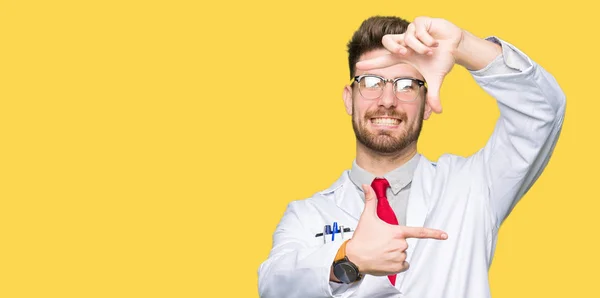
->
<box><xmin>371</xmin><ymin>178</ymin><xmax>390</xmax><ymax>199</ymax></box>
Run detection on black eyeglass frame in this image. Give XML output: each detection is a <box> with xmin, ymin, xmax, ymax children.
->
<box><xmin>351</xmin><ymin>74</ymin><xmax>427</xmax><ymax>102</ymax></box>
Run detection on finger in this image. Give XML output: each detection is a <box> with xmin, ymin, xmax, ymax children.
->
<box><xmin>360</xmin><ymin>184</ymin><xmax>378</xmax><ymax>218</ymax></box>
<box><xmin>355</xmin><ymin>54</ymin><xmax>404</xmax><ymax>71</ymax></box>
<box><xmin>399</xmin><ymin>226</ymin><xmax>448</xmax><ymax>240</ymax></box>
<box><xmin>392</xmin><ymin>249</ymin><xmax>408</xmax><ymax>262</ymax></box>
<box><xmin>397</xmin><ymin>240</ymin><xmax>408</xmax><ymax>252</ymax></box>
<box><xmin>388</xmin><ymin>252</ymin><xmax>408</xmax><ymax>274</ymax></box>
<box><xmin>382</xmin><ymin>34</ymin><xmax>409</xmax><ymax>55</ymax></box>
<box><xmin>427</xmin><ymin>91</ymin><xmax>443</xmax><ymax>114</ymax></box>
<box><xmin>423</xmin><ymin>75</ymin><xmax>444</xmax><ymax>113</ymax></box>
<box><xmin>404</xmin><ymin>23</ymin><xmax>432</xmax><ymax>55</ymax></box>
<box><xmin>413</xmin><ymin>18</ymin><xmax>439</xmax><ymax>48</ymax></box>
<box><xmin>393</xmin><ymin>261</ymin><xmax>409</xmax><ymax>274</ymax></box>
<box><xmin>402</xmin><ymin>261</ymin><xmax>410</xmax><ymax>272</ymax></box>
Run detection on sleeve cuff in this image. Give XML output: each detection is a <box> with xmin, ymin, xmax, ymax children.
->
<box><xmin>470</xmin><ymin>36</ymin><xmax>532</xmax><ymax>77</ymax></box>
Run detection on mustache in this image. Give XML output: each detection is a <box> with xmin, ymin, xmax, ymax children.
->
<box><xmin>364</xmin><ymin>108</ymin><xmax>407</xmax><ymax>121</ymax></box>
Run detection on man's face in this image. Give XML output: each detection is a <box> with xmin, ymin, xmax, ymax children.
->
<box><xmin>343</xmin><ymin>49</ymin><xmax>432</xmax><ymax>154</ymax></box>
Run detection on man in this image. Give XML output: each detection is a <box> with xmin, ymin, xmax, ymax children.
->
<box><xmin>258</xmin><ymin>15</ymin><xmax>565</xmax><ymax>298</ymax></box>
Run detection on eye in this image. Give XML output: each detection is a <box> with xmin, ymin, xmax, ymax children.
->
<box><xmin>361</xmin><ymin>76</ymin><xmax>383</xmax><ymax>89</ymax></box>
<box><xmin>395</xmin><ymin>79</ymin><xmax>417</xmax><ymax>92</ymax></box>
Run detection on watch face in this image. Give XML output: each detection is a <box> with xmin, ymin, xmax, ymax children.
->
<box><xmin>333</xmin><ymin>262</ymin><xmax>358</xmax><ymax>284</ymax></box>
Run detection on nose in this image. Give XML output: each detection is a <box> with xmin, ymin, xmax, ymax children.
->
<box><xmin>377</xmin><ymin>81</ymin><xmax>397</xmax><ymax>109</ymax></box>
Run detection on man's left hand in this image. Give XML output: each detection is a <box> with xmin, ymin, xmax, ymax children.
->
<box><xmin>355</xmin><ymin>16</ymin><xmax>465</xmax><ymax>114</ymax></box>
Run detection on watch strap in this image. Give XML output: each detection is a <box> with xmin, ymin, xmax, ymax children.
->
<box><xmin>334</xmin><ymin>240</ymin><xmax>349</xmax><ymax>263</ymax></box>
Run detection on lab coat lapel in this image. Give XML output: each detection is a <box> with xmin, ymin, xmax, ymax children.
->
<box><xmin>327</xmin><ymin>172</ymin><xmax>364</xmax><ymax>221</ymax></box>
<box><xmin>337</xmin><ymin>181</ymin><xmax>365</xmax><ymax>222</ymax></box>
<box><xmin>404</xmin><ymin>157</ymin><xmax>432</xmax><ymax>263</ymax></box>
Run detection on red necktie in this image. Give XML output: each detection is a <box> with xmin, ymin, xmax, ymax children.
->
<box><xmin>371</xmin><ymin>178</ymin><xmax>398</xmax><ymax>286</ymax></box>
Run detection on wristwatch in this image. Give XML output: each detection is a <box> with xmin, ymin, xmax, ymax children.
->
<box><xmin>332</xmin><ymin>240</ymin><xmax>362</xmax><ymax>284</ymax></box>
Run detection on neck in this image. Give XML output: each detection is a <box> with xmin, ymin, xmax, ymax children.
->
<box><xmin>355</xmin><ymin>142</ymin><xmax>418</xmax><ymax>177</ymax></box>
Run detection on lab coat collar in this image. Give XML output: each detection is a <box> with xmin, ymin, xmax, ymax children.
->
<box><xmin>319</xmin><ymin>171</ymin><xmax>365</xmax><ymax>221</ymax></box>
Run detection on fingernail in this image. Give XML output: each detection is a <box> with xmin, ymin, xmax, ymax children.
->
<box><xmin>400</xmin><ymin>48</ymin><xmax>407</xmax><ymax>55</ymax></box>
<box><xmin>441</xmin><ymin>233</ymin><xmax>448</xmax><ymax>239</ymax></box>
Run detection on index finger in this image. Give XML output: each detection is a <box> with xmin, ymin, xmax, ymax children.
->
<box><xmin>355</xmin><ymin>53</ymin><xmax>406</xmax><ymax>71</ymax></box>
<box><xmin>382</xmin><ymin>34</ymin><xmax>408</xmax><ymax>55</ymax></box>
<box><xmin>399</xmin><ymin>226</ymin><xmax>448</xmax><ymax>240</ymax></box>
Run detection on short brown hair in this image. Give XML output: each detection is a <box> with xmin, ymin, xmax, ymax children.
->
<box><xmin>346</xmin><ymin>16</ymin><xmax>410</xmax><ymax>79</ymax></box>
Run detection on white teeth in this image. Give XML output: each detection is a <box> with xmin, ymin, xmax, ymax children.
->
<box><xmin>372</xmin><ymin>118</ymin><xmax>400</xmax><ymax>126</ymax></box>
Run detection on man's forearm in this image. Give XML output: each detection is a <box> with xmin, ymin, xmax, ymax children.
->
<box><xmin>454</xmin><ymin>30</ymin><xmax>502</xmax><ymax>71</ymax></box>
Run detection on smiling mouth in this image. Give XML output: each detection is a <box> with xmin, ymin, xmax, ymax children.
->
<box><xmin>370</xmin><ymin>117</ymin><xmax>401</xmax><ymax>126</ymax></box>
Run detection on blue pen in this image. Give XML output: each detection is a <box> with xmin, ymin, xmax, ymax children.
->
<box><xmin>332</xmin><ymin>222</ymin><xmax>338</xmax><ymax>241</ymax></box>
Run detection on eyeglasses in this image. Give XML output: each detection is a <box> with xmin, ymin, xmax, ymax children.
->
<box><xmin>352</xmin><ymin>75</ymin><xmax>426</xmax><ymax>102</ymax></box>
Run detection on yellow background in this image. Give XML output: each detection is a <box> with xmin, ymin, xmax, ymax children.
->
<box><xmin>0</xmin><ymin>0</ymin><xmax>596</xmax><ymax>297</ymax></box>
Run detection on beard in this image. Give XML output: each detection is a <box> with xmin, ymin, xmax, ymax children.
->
<box><xmin>352</xmin><ymin>105</ymin><xmax>424</xmax><ymax>154</ymax></box>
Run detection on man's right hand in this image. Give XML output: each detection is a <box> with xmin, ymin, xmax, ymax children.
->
<box><xmin>345</xmin><ymin>184</ymin><xmax>448</xmax><ymax>276</ymax></box>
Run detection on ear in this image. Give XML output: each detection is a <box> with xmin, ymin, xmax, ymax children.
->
<box><xmin>342</xmin><ymin>85</ymin><xmax>353</xmax><ymax>116</ymax></box>
<box><xmin>423</xmin><ymin>100</ymin><xmax>433</xmax><ymax>120</ymax></box>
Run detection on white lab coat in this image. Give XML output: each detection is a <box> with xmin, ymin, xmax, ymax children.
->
<box><xmin>258</xmin><ymin>38</ymin><xmax>566</xmax><ymax>298</ymax></box>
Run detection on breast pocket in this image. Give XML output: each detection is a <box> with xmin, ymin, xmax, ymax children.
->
<box><xmin>312</xmin><ymin>226</ymin><xmax>356</xmax><ymax>246</ymax></box>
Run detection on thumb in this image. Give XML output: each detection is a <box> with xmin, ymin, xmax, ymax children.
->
<box><xmin>424</xmin><ymin>75</ymin><xmax>443</xmax><ymax>114</ymax></box>
<box><xmin>359</xmin><ymin>184</ymin><xmax>378</xmax><ymax>219</ymax></box>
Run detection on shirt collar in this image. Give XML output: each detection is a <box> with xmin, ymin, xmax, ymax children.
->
<box><xmin>349</xmin><ymin>153</ymin><xmax>421</xmax><ymax>196</ymax></box>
